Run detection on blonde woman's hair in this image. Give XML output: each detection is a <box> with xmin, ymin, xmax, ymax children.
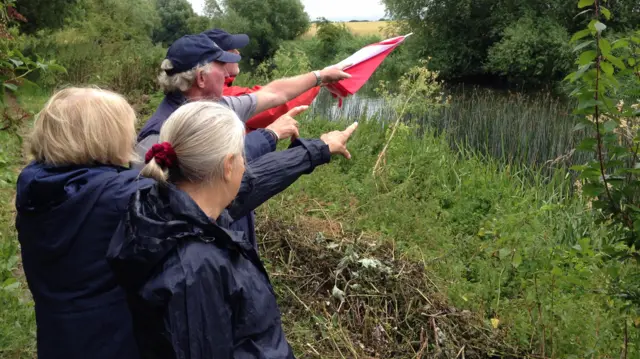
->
<box><xmin>29</xmin><ymin>87</ymin><xmax>137</xmax><ymax>166</ymax></box>
<box><xmin>140</xmin><ymin>101</ymin><xmax>245</xmax><ymax>183</ymax></box>
<box><xmin>157</xmin><ymin>59</ymin><xmax>213</xmax><ymax>93</ymax></box>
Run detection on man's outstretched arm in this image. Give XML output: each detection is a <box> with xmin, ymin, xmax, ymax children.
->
<box><xmin>252</xmin><ymin>66</ymin><xmax>350</xmax><ymax>114</ymax></box>
<box><xmin>226</xmin><ymin>122</ymin><xmax>358</xmax><ymax>219</ymax></box>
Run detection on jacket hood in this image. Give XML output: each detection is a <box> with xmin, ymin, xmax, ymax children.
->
<box><xmin>106</xmin><ymin>183</ymin><xmax>247</xmax><ymax>292</ymax></box>
<box><xmin>15</xmin><ymin>162</ymin><xmax>130</xmax><ymax>255</ymax></box>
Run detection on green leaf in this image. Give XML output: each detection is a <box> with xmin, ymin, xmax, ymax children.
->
<box><xmin>47</xmin><ymin>63</ymin><xmax>67</xmax><ymax>73</ymax></box>
<box><xmin>551</xmin><ymin>266</ymin><xmax>563</xmax><ymax>276</ymax></box>
<box><xmin>579</xmin><ymin>168</ymin><xmax>602</xmax><ymax>181</ymax></box>
<box><xmin>583</xmin><ymin>182</ymin><xmax>605</xmax><ymax>197</ymax></box>
<box><xmin>606</xmin><ymin>55</ymin><xmax>626</xmax><ymax>69</ymax></box>
<box><xmin>571</xmin><ymin>29</ymin><xmax>592</xmax><ymax>43</ymax></box>
<box><xmin>567</xmin><ymin>64</ymin><xmax>592</xmax><ymax>83</ymax></box>
<box><xmin>579</xmin><ymin>50</ymin><xmax>597</xmax><ymax>65</ymax></box>
<box><xmin>594</xmin><ymin>21</ymin><xmax>606</xmax><ymax>34</ymax></box>
<box><xmin>612</xmin><ymin>39</ymin><xmax>629</xmax><ymax>50</ymax></box>
<box><xmin>629</xmin><ymin>58</ymin><xmax>636</xmax><ymax>67</ymax></box>
<box><xmin>573</xmin><ymin>40</ymin><xmax>594</xmax><ymax>52</ymax></box>
<box><xmin>1</xmin><ymin>278</ymin><xmax>19</xmax><ymax>292</ymax></box>
<box><xmin>601</xmin><ymin>6</ymin><xmax>611</xmax><ymax>20</ymax></box>
<box><xmin>8</xmin><ymin>58</ymin><xmax>23</xmax><ymax>67</ymax></box>
<box><xmin>3</xmin><ymin>83</ymin><xmax>18</xmax><ymax>92</ymax></box>
<box><xmin>578</xmin><ymin>0</ymin><xmax>594</xmax><ymax>8</ymax></box>
<box><xmin>604</xmin><ymin>120</ymin><xmax>618</xmax><ymax>132</ymax></box>
<box><xmin>601</xmin><ymin>61</ymin><xmax>614</xmax><ymax>76</ymax></box>
<box><xmin>599</xmin><ymin>38</ymin><xmax>612</xmax><ymax>57</ymax></box>
<box><xmin>573</xmin><ymin>122</ymin><xmax>591</xmax><ymax>132</ymax></box>
<box><xmin>512</xmin><ymin>251</ymin><xmax>522</xmax><ymax>269</ymax></box>
<box><xmin>577</xmin><ymin>137</ymin><xmax>597</xmax><ymax>151</ymax></box>
<box><xmin>498</xmin><ymin>248</ymin><xmax>511</xmax><ymax>260</ymax></box>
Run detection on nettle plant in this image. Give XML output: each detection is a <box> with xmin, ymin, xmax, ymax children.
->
<box><xmin>567</xmin><ymin>0</ymin><xmax>640</xmax><ymax>249</ymax></box>
<box><xmin>0</xmin><ymin>0</ymin><xmax>64</xmax><ymax>103</ymax></box>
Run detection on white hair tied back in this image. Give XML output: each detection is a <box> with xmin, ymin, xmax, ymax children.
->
<box><xmin>140</xmin><ymin>101</ymin><xmax>245</xmax><ymax>183</ymax></box>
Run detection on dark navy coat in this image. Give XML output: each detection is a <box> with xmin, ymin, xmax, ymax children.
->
<box><xmin>137</xmin><ymin>92</ymin><xmax>275</xmax><ymax>163</ymax></box>
<box><xmin>14</xmin><ymin>138</ymin><xmax>329</xmax><ymax>359</ymax></box>
<box><xmin>138</xmin><ymin>92</ymin><xmax>331</xmax><ymax>249</ymax></box>
<box><xmin>15</xmin><ymin>163</ymin><xmax>154</xmax><ymax>359</ymax></box>
<box><xmin>107</xmin><ymin>183</ymin><xmax>295</xmax><ymax>359</ymax></box>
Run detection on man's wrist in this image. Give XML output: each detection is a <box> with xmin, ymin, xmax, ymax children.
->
<box><xmin>312</xmin><ymin>70</ymin><xmax>322</xmax><ymax>86</ymax></box>
<box><xmin>264</xmin><ymin>128</ymin><xmax>279</xmax><ymax>142</ymax></box>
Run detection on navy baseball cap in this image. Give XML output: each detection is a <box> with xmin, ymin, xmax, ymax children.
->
<box><xmin>164</xmin><ymin>34</ymin><xmax>241</xmax><ymax>76</ymax></box>
<box><xmin>201</xmin><ymin>29</ymin><xmax>250</xmax><ymax>51</ymax></box>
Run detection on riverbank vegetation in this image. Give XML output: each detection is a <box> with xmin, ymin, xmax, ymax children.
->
<box><xmin>1</xmin><ymin>0</ymin><xmax>640</xmax><ymax>357</ymax></box>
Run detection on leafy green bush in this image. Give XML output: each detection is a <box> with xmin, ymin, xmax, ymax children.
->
<box><xmin>209</xmin><ymin>0</ymin><xmax>310</xmax><ymax>64</ymax></box>
<box><xmin>486</xmin><ymin>17</ymin><xmax>573</xmax><ymax>86</ymax></box>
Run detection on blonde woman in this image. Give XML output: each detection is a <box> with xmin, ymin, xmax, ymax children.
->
<box><xmin>107</xmin><ymin>101</ymin><xmax>357</xmax><ymax>359</ymax></box>
<box><xmin>15</xmin><ymin>87</ymin><xmax>150</xmax><ymax>359</ymax></box>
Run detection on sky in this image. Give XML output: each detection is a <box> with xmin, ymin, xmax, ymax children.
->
<box><xmin>187</xmin><ymin>0</ymin><xmax>387</xmax><ymax>22</ymax></box>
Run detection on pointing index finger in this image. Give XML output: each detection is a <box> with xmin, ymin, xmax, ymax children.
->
<box><xmin>342</xmin><ymin>121</ymin><xmax>359</xmax><ymax>138</ymax></box>
<box><xmin>285</xmin><ymin>105</ymin><xmax>309</xmax><ymax>117</ymax></box>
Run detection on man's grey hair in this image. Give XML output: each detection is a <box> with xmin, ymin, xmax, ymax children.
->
<box><xmin>157</xmin><ymin>59</ymin><xmax>213</xmax><ymax>93</ymax></box>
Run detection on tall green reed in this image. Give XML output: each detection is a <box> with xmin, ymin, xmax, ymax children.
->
<box><xmin>308</xmin><ymin>86</ymin><xmax>592</xmax><ymax>172</ymax></box>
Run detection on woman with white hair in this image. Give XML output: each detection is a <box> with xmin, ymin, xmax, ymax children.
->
<box><xmin>16</xmin><ymin>87</ymin><xmax>356</xmax><ymax>359</ymax></box>
<box><xmin>107</xmin><ymin>101</ymin><xmax>357</xmax><ymax>359</ymax></box>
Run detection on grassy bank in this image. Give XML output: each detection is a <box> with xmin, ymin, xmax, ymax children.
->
<box><xmin>259</xmin><ymin>117</ymin><xmax>639</xmax><ymax>357</ymax></box>
<box><xmin>1</xmin><ymin>91</ymin><xmax>638</xmax><ymax>357</ymax></box>
<box><xmin>0</xmin><ymin>104</ymin><xmax>37</xmax><ymax>359</ymax></box>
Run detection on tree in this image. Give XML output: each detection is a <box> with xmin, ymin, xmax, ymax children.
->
<box><xmin>208</xmin><ymin>0</ymin><xmax>310</xmax><ymax>63</ymax></box>
<box><xmin>486</xmin><ymin>16</ymin><xmax>572</xmax><ymax>85</ymax></box>
<box><xmin>15</xmin><ymin>0</ymin><xmax>82</xmax><ymax>33</ymax></box>
<box><xmin>381</xmin><ymin>0</ymin><xmax>640</xmax><ymax>86</ymax></box>
<box><xmin>153</xmin><ymin>0</ymin><xmax>196</xmax><ymax>45</ymax></box>
<box><xmin>187</xmin><ymin>15</ymin><xmax>213</xmax><ymax>34</ymax></box>
<box><xmin>76</xmin><ymin>0</ymin><xmax>159</xmax><ymax>42</ymax></box>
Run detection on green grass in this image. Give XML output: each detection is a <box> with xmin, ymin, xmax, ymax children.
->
<box><xmin>259</xmin><ymin>116</ymin><xmax>639</xmax><ymax>357</ymax></box>
<box><xmin>0</xmin><ymin>128</ymin><xmax>36</xmax><ymax>359</ymax></box>
<box><xmin>1</xmin><ymin>91</ymin><xmax>638</xmax><ymax>357</ymax></box>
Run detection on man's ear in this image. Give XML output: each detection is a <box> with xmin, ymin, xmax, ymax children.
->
<box><xmin>196</xmin><ymin>70</ymin><xmax>206</xmax><ymax>89</ymax></box>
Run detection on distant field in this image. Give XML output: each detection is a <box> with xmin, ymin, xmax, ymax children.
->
<box><xmin>304</xmin><ymin>21</ymin><xmax>392</xmax><ymax>38</ymax></box>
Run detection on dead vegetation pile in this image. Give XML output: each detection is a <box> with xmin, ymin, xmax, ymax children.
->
<box><xmin>257</xmin><ymin>215</ymin><xmax>523</xmax><ymax>358</ymax></box>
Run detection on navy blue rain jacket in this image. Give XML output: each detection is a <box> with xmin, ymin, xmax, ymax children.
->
<box><xmin>138</xmin><ymin>92</ymin><xmax>331</xmax><ymax>249</ymax></box>
<box><xmin>15</xmin><ymin>163</ymin><xmax>154</xmax><ymax>359</ymax></box>
<box><xmin>14</xmin><ymin>138</ymin><xmax>329</xmax><ymax>359</ymax></box>
<box><xmin>107</xmin><ymin>183</ymin><xmax>295</xmax><ymax>359</ymax></box>
<box><xmin>138</xmin><ymin>92</ymin><xmax>275</xmax><ymax>162</ymax></box>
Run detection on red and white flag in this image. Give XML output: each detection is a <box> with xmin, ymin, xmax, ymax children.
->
<box><xmin>325</xmin><ymin>33</ymin><xmax>412</xmax><ymax>104</ymax></box>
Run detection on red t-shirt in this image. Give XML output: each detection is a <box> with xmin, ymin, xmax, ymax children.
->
<box><xmin>223</xmin><ymin>77</ymin><xmax>321</xmax><ymax>131</ymax></box>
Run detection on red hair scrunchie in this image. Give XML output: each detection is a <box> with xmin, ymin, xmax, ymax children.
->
<box><xmin>145</xmin><ymin>142</ymin><xmax>178</xmax><ymax>169</ymax></box>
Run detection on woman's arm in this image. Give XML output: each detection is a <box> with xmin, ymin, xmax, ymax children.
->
<box><xmin>226</xmin><ymin>138</ymin><xmax>331</xmax><ymax>220</ymax></box>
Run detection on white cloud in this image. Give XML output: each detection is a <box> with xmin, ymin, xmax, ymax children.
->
<box><xmin>187</xmin><ymin>0</ymin><xmax>387</xmax><ymax>21</ymax></box>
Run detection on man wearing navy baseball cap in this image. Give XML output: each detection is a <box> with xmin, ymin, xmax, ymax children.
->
<box><xmin>136</xmin><ymin>32</ymin><xmax>355</xmax><ymax>249</ymax></box>
<box><xmin>138</xmin><ymin>32</ymin><xmax>349</xmax><ymax>148</ymax></box>
<box><xmin>132</xmin><ymin>31</ymin><xmax>358</xmax><ymax>359</ymax></box>
<box><xmin>201</xmin><ymin>28</ymin><xmax>323</xmax><ymax>131</ymax></box>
